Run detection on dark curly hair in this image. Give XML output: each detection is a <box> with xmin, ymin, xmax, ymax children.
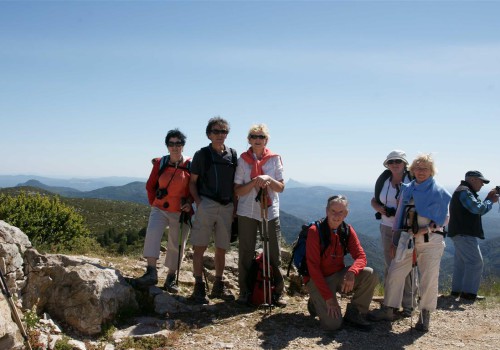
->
<box><xmin>205</xmin><ymin>116</ymin><xmax>230</xmax><ymax>137</ymax></box>
<box><xmin>165</xmin><ymin>128</ymin><xmax>187</xmax><ymax>146</ymax></box>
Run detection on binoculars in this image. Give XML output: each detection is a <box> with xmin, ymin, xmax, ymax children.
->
<box><xmin>375</xmin><ymin>206</ymin><xmax>397</xmax><ymax>220</ymax></box>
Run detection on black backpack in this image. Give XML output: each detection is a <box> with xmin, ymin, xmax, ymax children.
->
<box><xmin>286</xmin><ymin>219</ymin><xmax>350</xmax><ymax>277</ymax></box>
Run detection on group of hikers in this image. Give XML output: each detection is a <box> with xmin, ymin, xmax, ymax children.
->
<box><xmin>133</xmin><ymin>116</ymin><xmax>499</xmax><ymax>333</ymax></box>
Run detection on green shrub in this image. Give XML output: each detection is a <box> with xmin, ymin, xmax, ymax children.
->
<box><xmin>0</xmin><ymin>191</ymin><xmax>90</xmax><ymax>251</ymax></box>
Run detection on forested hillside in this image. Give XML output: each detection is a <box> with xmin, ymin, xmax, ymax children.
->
<box><xmin>2</xmin><ymin>181</ymin><xmax>500</xmax><ymax>288</ymax></box>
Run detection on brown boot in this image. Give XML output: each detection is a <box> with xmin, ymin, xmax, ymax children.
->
<box><xmin>209</xmin><ymin>279</ymin><xmax>235</xmax><ymax>301</ymax></box>
<box><xmin>344</xmin><ymin>303</ymin><xmax>372</xmax><ymax>331</ymax></box>
<box><xmin>415</xmin><ymin>309</ymin><xmax>430</xmax><ymax>332</ymax></box>
<box><xmin>135</xmin><ymin>266</ymin><xmax>158</xmax><ymax>287</ymax></box>
<box><xmin>189</xmin><ymin>282</ymin><xmax>209</xmax><ymax>305</ymax></box>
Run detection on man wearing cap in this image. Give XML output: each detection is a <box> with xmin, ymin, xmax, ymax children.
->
<box><xmin>448</xmin><ymin>170</ymin><xmax>499</xmax><ymax>301</ymax></box>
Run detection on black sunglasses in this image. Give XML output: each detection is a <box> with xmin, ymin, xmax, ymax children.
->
<box><xmin>249</xmin><ymin>134</ymin><xmax>266</xmax><ymax>140</ymax></box>
<box><xmin>387</xmin><ymin>159</ymin><xmax>403</xmax><ymax>165</ymax></box>
<box><xmin>167</xmin><ymin>141</ymin><xmax>184</xmax><ymax>147</ymax></box>
<box><xmin>211</xmin><ymin>129</ymin><xmax>229</xmax><ymax>135</ymax></box>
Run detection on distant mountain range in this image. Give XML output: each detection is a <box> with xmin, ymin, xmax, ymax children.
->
<box><xmin>0</xmin><ymin>175</ymin><xmax>146</xmax><ymax>191</ymax></box>
<box><xmin>3</xmin><ymin>177</ymin><xmax>500</xmax><ymax>286</ymax></box>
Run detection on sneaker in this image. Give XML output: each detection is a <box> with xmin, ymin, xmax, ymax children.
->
<box><xmin>343</xmin><ymin>303</ymin><xmax>372</xmax><ymax>331</ymax></box>
<box><xmin>163</xmin><ymin>273</ymin><xmax>179</xmax><ymax>294</ymax></box>
<box><xmin>188</xmin><ymin>282</ymin><xmax>209</xmax><ymax>305</ymax></box>
<box><xmin>272</xmin><ymin>293</ymin><xmax>287</xmax><ymax>308</ymax></box>
<box><xmin>367</xmin><ymin>306</ymin><xmax>394</xmax><ymax>322</ymax></box>
<box><xmin>460</xmin><ymin>292</ymin><xmax>485</xmax><ymax>301</ymax></box>
<box><xmin>415</xmin><ymin>309</ymin><xmax>430</xmax><ymax>332</ymax></box>
<box><xmin>135</xmin><ymin>266</ymin><xmax>158</xmax><ymax>287</ymax></box>
<box><xmin>209</xmin><ymin>280</ymin><xmax>235</xmax><ymax>301</ymax></box>
<box><xmin>307</xmin><ymin>298</ymin><xmax>317</xmax><ymax>318</ymax></box>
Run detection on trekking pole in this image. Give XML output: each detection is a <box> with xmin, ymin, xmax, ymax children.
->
<box><xmin>410</xmin><ymin>237</ymin><xmax>418</xmax><ymax>330</ymax></box>
<box><xmin>0</xmin><ymin>261</ymin><xmax>32</xmax><ymax>350</ymax></box>
<box><xmin>176</xmin><ymin>198</ymin><xmax>187</xmax><ymax>286</ymax></box>
<box><xmin>260</xmin><ymin>188</ymin><xmax>273</xmax><ymax>314</ymax></box>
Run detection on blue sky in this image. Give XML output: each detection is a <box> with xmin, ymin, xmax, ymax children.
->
<box><xmin>1</xmin><ymin>1</ymin><xmax>499</xmax><ymax>188</ymax></box>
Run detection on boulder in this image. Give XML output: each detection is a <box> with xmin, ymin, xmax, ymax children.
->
<box><xmin>0</xmin><ymin>220</ymin><xmax>31</xmax><ymax>294</ymax></box>
<box><xmin>23</xmin><ymin>249</ymin><xmax>138</xmax><ymax>335</ymax></box>
<box><xmin>0</xmin><ymin>220</ymin><xmax>30</xmax><ymax>349</ymax></box>
<box><xmin>0</xmin><ymin>296</ymin><xmax>25</xmax><ymax>350</ymax></box>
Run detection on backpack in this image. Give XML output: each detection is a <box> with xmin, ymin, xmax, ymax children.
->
<box><xmin>286</xmin><ymin>219</ymin><xmax>350</xmax><ymax>277</ymax></box>
<box><xmin>374</xmin><ymin>169</ymin><xmax>413</xmax><ymax>206</ymax></box>
<box><xmin>247</xmin><ymin>251</ymin><xmax>275</xmax><ymax>306</ymax></box>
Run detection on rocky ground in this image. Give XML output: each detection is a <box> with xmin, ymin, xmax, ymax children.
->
<box><xmin>105</xmin><ymin>249</ymin><xmax>500</xmax><ymax>350</ymax></box>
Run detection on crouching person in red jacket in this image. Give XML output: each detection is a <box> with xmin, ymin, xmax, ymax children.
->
<box><xmin>305</xmin><ymin>195</ymin><xmax>378</xmax><ymax>331</ymax></box>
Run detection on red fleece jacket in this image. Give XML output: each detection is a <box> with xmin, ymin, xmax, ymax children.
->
<box><xmin>304</xmin><ymin>222</ymin><xmax>367</xmax><ymax>301</ymax></box>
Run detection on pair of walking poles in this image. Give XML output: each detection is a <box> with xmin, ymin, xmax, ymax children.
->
<box><xmin>406</xmin><ymin>208</ymin><xmax>421</xmax><ymax>330</ymax></box>
<box><xmin>257</xmin><ymin>188</ymin><xmax>273</xmax><ymax>314</ymax></box>
<box><xmin>176</xmin><ymin>199</ymin><xmax>210</xmax><ymax>293</ymax></box>
<box><xmin>0</xmin><ymin>261</ymin><xmax>32</xmax><ymax>350</ymax></box>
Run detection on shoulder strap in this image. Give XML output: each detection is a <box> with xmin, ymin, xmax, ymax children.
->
<box><xmin>317</xmin><ymin>219</ymin><xmax>330</xmax><ymax>256</ymax></box>
<box><xmin>339</xmin><ymin>222</ymin><xmax>350</xmax><ymax>256</ymax></box>
<box><xmin>374</xmin><ymin>169</ymin><xmax>392</xmax><ymax>206</ymax></box>
<box><xmin>158</xmin><ymin>155</ymin><xmax>170</xmax><ymax>177</ymax></box>
<box><xmin>230</xmin><ymin>148</ymin><xmax>237</xmax><ymax>168</ymax></box>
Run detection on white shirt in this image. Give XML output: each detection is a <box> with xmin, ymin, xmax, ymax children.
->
<box><xmin>234</xmin><ymin>155</ymin><xmax>283</xmax><ymax>220</ymax></box>
<box><xmin>379</xmin><ymin>176</ymin><xmax>411</xmax><ymax>227</ymax></box>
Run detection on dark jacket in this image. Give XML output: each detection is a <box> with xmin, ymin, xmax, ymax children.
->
<box><xmin>448</xmin><ymin>181</ymin><xmax>485</xmax><ymax>239</ymax></box>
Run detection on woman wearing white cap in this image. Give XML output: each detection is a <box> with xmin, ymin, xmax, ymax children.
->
<box><xmin>371</xmin><ymin>150</ymin><xmax>414</xmax><ymax>316</ymax></box>
<box><xmin>369</xmin><ymin>153</ymin><xmax>452</xmax><ymax>332</ymax></box>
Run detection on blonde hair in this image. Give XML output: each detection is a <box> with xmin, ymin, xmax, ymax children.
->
<box><xmin>247</xmin><ymin>123</ymin><xmax>270</xmax><ymax>140</ymax></box>
<box><xmin>409</xmin><ymin>153</ymin><xmax>437</xmax><ymax>177</ymax></box>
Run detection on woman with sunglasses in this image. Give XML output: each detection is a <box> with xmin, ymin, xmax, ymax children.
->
<box><xmin>234</xmin><ymin>123</ymin><xmax>286</xmax><ymax>306</ymax></box>
<box><xmin>135</xmin><ymin>128</ymin><xmax>193</xmax><ymax>293</ymax></box>
<box><xmin>369</xmin><ymin>154</ymin><xmax>451</xmax><ymax>332</ymax></box>
<box><xmin>370</xmin><ymin>150</ymin><xmax>414</xmax><ymax>316</ymax></box>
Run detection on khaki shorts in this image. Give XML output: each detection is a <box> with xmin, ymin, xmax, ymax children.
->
<box><xmin>190</xmin><ymin>196</ymin><xmax>234</xmax><ymax>250</ymax></box>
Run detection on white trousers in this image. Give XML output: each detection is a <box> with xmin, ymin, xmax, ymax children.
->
<box><xmin>143</xmin><ymin>207</ymin><xmax>190</xmax><ymax>271</ymax></box>
<box><xmin>384</xmin><ymin>232</ymin><xmax>444</xmax><ymax>311</ymax></box>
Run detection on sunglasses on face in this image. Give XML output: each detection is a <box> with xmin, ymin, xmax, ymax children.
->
<box><xmin>211</xmin><ymin>129</ymin><xmax>229</xmax><ymax>135</ymax></box>
<box><xmin>249</xmin><ymin>134</ymin><xmax>266</xmax><ymax>140</ymax></box>
<box><xmin>167</xmin><ymin>141</ymin><xmax>184</xmax><ymax>147</ymax></box>
<box><xmin>387</xmin><ymin>159</ymin><xmax>403</xmax><ymax>165</ymax></box>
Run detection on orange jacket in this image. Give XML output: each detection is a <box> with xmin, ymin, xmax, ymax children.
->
<box><xmin>145</xmin><ymin>157</ymin><xmax>192</xmax><ymax>212</ymax></box>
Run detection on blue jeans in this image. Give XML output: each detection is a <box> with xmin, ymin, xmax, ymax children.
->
<box><xmin>451</xmin><ymin>235</ymin><xmax>483</xmax><ymax>295</ymax></box>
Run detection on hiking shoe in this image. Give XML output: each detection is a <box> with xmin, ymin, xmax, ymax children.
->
<box><xmin>460</xmin><ymin>292</ymin><xmax>485</xmax><ymax>301</ymax></box>
<box><xmin>400</xmin><ymin>307</ymin><xmax>414</xmax><ymax>318</ymax></box>
<box><xmin>209</xmin><ymin>280</ymin><xmax>235</xmax><ymax>301</ymax></box>
<box><xmin>307</xmin><ymin>298</ymin><xmax>317</xmax><ymax>318</ymax></box>
<box><xmin>367</xmin><ymin>306</ymin><xmax>394</xmax><ymax>322</ymax></box>
<box><xmin>188</xmin><ymin>282</ymin><xmax>209</xmax><ymax>305</ymax></box>
<box><xmin>135</xmin><ymin>266</ymin><xmax>158</xmax><ymax>287</ymax></box>
<box><xmin>343</xmin><ymin>303</ymin><xmax>372</xmax><ymax>331</ymax></box>
<box><xmin>163</xmin><ymin>273</ymin><xmax>179</xmax><ymax>294</ymax></box>
<box><xmin>272</xmin><ymin>293</ymin><xmax>287</xmax><ymax>308</ymax></box>
<box><xmin>415</xmin><ymin>309</ymin><xmax>430</xmax><ymax>332</ymax></box>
